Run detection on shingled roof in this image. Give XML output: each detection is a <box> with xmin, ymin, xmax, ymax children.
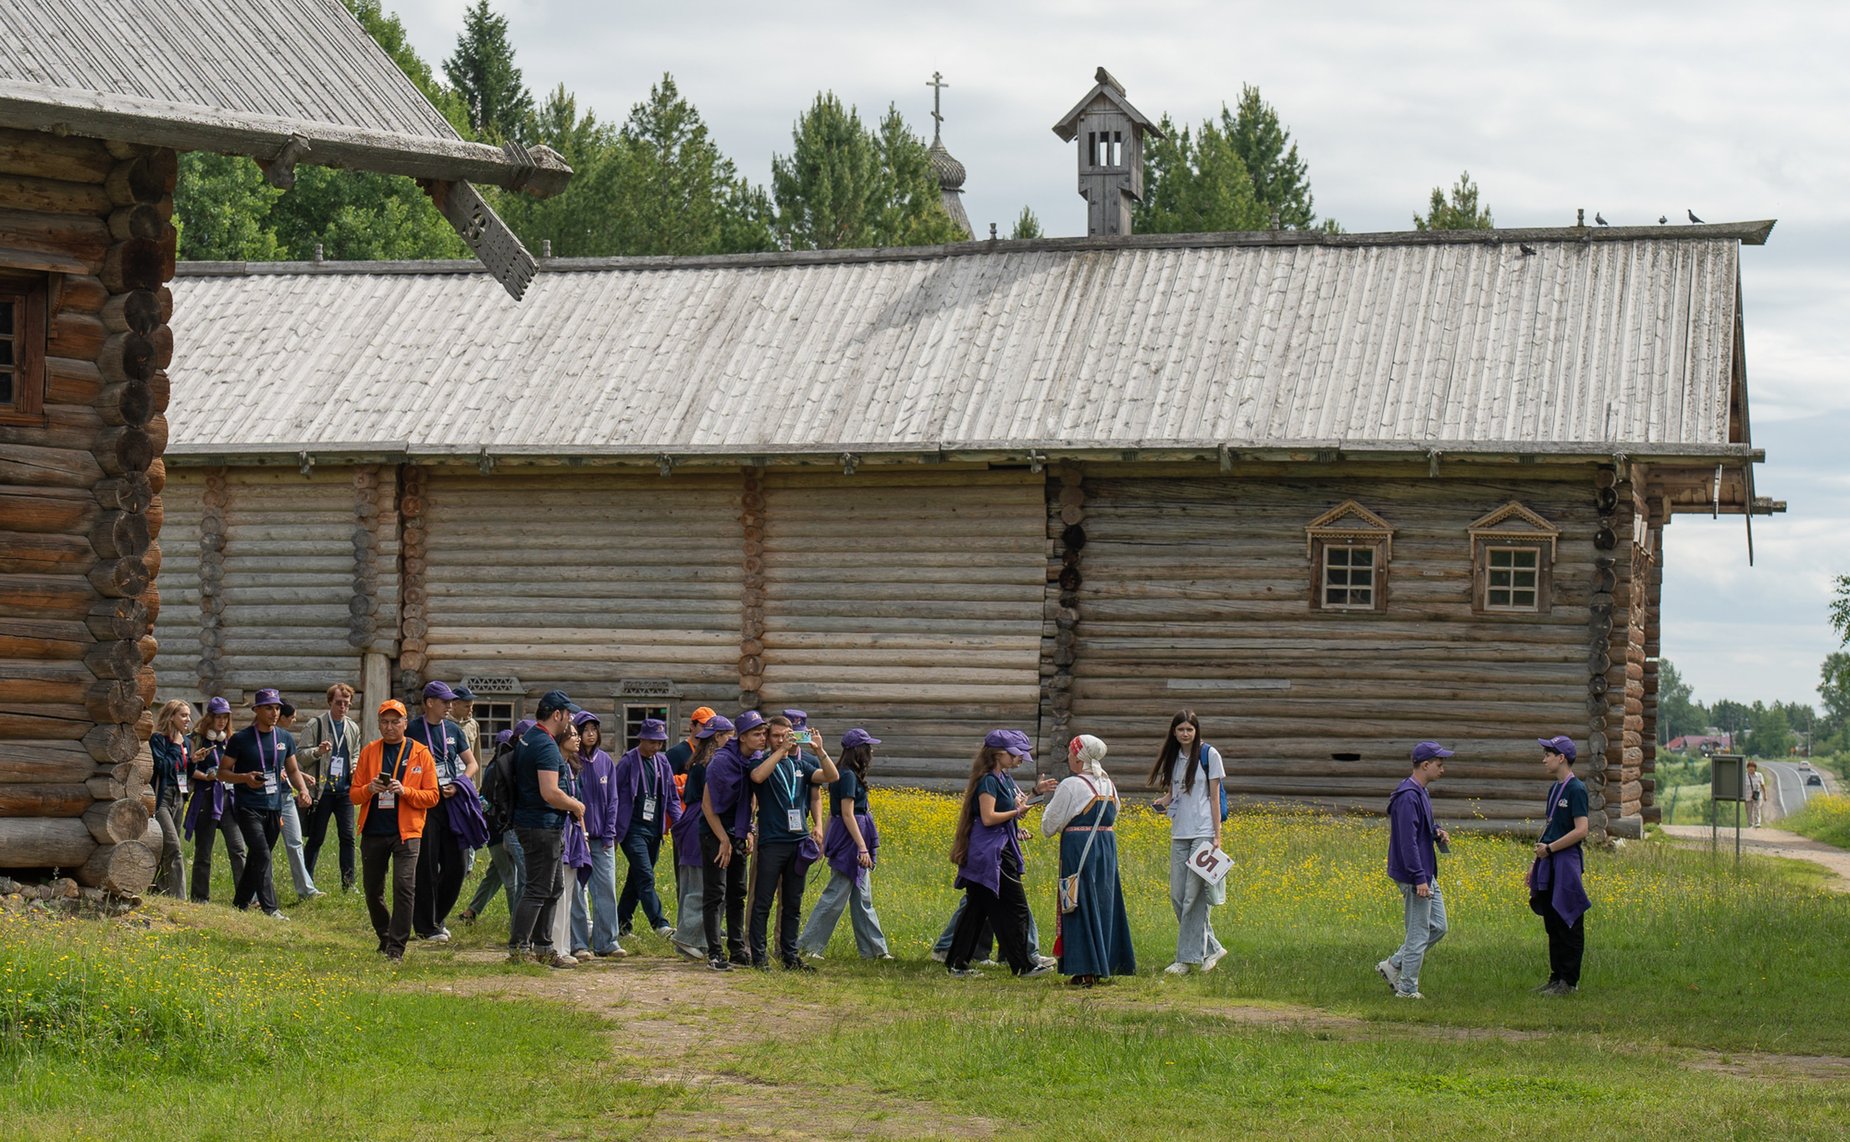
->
<box><xmin>164</xmin><ymin>222</ymin><xmax>1773</xmax><ymax>465</ymax></box>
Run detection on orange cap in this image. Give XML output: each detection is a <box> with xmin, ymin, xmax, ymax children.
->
<box><xmin>689</xmin><ymin>706</ymin><xmax>717</xmax><ymax>725</ymax></box>
<box><xmin>378</xmin><ymin>699</ymin><xmax>408</xmax><ymax>717</ymax></box>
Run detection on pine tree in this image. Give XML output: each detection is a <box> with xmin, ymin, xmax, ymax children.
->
<box><xmin>771</xmin><ymin>93</ymin><xmax>959</xmax><ymax>250</ymax></box>
<box><xmin>1132</xmin><ymin>114</ymin><xmax>1264</xmax><ymax>234</ymax></box>
<box><xmin>1413</xmin><ymin>171</ymin><xmax>1494</xmax><ymax>230</ymax></box>
<box><xmin>1223</xmin><ymin>86</ymin><xmax>1316</xmax><ymax>229</ymax></box>
<box><xmin>443</xmin><ymin>0</ymin><xmax>534</xmax><ymax>142</ymax></box>
<box><xmin>1010</xmin><ymin>207</ymin><xmax>1042</xmax><ymax>240</ymax></box>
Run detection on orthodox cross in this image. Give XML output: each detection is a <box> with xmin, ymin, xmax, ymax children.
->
<box><xmin>927</xmin><ymin>71</ymin><xmax>948</xmax><ymax>139</ymax></box>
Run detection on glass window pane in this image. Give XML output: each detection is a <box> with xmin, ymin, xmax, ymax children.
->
<box><xmin>0</xmin><ymin>340</ymin><xmax>11</xmax><ymax>368</ymax></box>
<box><xmin>0</xmin><ymin>299</ymin><xmax>14</xmax><ymax>336</ymax></box>
<box><xmin>0</xmin><ymin>369</ymin><xmax>12</xmax><ymax>404</ymax></box>
<box><xmin>1489</xmin><ymin>569</ymin><xmax>1511</xmax><ymax>588</ymax></box>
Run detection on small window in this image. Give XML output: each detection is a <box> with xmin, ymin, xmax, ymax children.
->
<box><xmin>476</xmin><ymin>701</ymin><xmax>517</xmax><ymax>746</ymax></box>
<box><xmin>622</xmin><ymin>702</ymin><xmax>673</xmax><ymax>753</ymax></box>
<box><xmin>1468</xmin><ymin>502</ymin><xmax>1558</xmax><ymax>615</ymax></box>
<box><xmin>0</xmin><ymin>273</ymin><xmax>48</xmax><ymax>425</ymax></box>
<box><xmin>1306</xmin><ymin>501</ymin><xmax>1394</xmax><ymax>613</ymax></box>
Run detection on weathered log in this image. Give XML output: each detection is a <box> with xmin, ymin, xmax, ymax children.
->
<box><xmin>142</xmin><ymin>538</ymin><xmax>161</xmax><ymax>580</ymax></box>
<box><xmin>82</xmin><ymin>797</ymin><xmax>149</xmax><ymax>844</ymax></box>
<box><xmin>88</xmin><ymin>555</ymin><xmax>150</xmax><ymax>597</ymax></box>
<box><xmin>48</xmin><ymin>311</ymin><xmax>106</xmax><ymax>360</ymax></box>
<box><xmin>0</xmin><ymin>172</ymin><xmax>113</xmax><ymax>216</ymax></box>
<box><xmin>83</xmin><ymin>639</ymin><xmax>142</xmax><ymax>681</ymax></box>
<box><xmin>0</xmin><ymin>128</ymin><xmax>114</xmax><ymax>183</ymax></box>
<box><xmin>93</xmin><ymin>474</ymin><xmax>154</xmax><ymax>515</ymax></box>
<box><xmin>0</xmin><ymin>783</ymin><xmax>90</xmax><ymax>817</ymax></box>
<box><xmin>100</xmin><ymin>288</ymin><xmax>169</xmax><ymax>335</ymax></box>
<box><xmin>99</xmin><ymin>238</ymin><xmax>166</xmax><ymax>293</ymax></box>
<box><xmin>85</xmin><ymin>677</ymin><xmax>142</xmax><ymax>722</ymax></box>
<box><xmin>75</xmin><ymin>832</ymin><xmax>156</xmax><ymax>895</ymax></box>
<box><xmin>56</xmin><ymin>274</ymin><xmax>108</xmax><ymax>315</ymax></box>
<box><xmin>98</xmin><ymin>380</ymin><xmax>154</xmax><ymax>429</ymax></box>
<box><xmin>44</xmin><ymin>356</ymin><xmax>102</xmax><ymax>405</ymax></box>
<box><xmin>98</xmin><ymin>331</ymin><xmax>155</xmax><ymax>385</ymax></box>
<box><xmin>89</xmin><ymin>509</ymin><xmax>151</xmax><ymax>560</ymax></box>
<box><xmin>149</xmin><ymin>368</ymin><xmax>169</xmax><ymax>415</ymax></box>
<box><xmin>0</xmin><ymin>488</ymin><xmax>94</xmax><ymax>533</ymax></box>
<box><xmin>105</xmin><ymin>151</ymin><xmax>177</xmax><ymax>206</ymax></box>
<box><xmin>150</xmin><ymin>324</ymin><xmax>173</xmax><ymax>371</ymax></box>
<box><xmin>106</xmin><ymin>203</ymin><xmax>167</xmax><ymax>243</ymax></box>
<box><xmin>83</xmin><ymin>722</ymin><xmax>139</xmax><ymax>764</ymax></box>
<box><xmin>0</xmin><ymin>207</ymin><xmax>110</xmax><ymax>264</ymax></box>
<box><xmin>95</xmin><ymin>425</ymin><xmax>154</xmax><ymax>477</ymax></box>
<box><xmin>146</xmin><ymin>457</ymin><xmax>166</xmax><ymax>494</ymax></box>
<box><xmin>0</xmin><ymin>816</ymin><xmax>96</xmax><ymax>868</ymax></box>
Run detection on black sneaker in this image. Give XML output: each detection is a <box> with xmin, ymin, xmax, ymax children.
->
<box><xmin>729</xmin><ymin>952</ymin><xmax>753</xmax><ymax>967</ymax></box>
<box><xmin>1542</xmin><ymin>981</ymin><xmax>1579</xmax><ymax>997</ymax></box>
<box><xmin>782</xmin><ymin>958</ymin><xmax>817</xmax><ymax>972</ymax></box>
<box><xmin>707</xmin><ymin>957</ymin><xmax>733</xmax><ymax>972</ymax></box>
<box><xmin>1531</xmin><ymin>979</ymin><xmax>1560</xmax><ymax>993</ymax></box>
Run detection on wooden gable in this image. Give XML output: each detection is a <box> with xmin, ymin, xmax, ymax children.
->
<box><xmin>1466</xmin><ymin>501</ymin><xmax>1560</xmax><ymax>558</ymax></box>
<box><xmin>1304</xmin><ymin>500</ymin><xmax>1395</xmax><ymax>559</ymax></box>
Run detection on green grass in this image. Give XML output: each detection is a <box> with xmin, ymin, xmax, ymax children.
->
<box><xmin>5</xmin><ymin>793</ymin><xmax>1849</xmax><ymax>1138</ymax></box>
<box><xmin>1780</xmin><ymin>794</ymin><xmax>1850</xmax><ymax>849</ymax></box>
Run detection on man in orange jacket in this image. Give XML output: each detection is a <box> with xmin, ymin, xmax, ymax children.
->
<box><xmin>351</xmin><ymin>700</ymin><xmax>440</xmax><ymax>961</ymax></box>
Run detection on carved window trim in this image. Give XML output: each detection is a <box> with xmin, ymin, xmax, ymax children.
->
<box><xmin>0</xmin><ymin>271</ymin><xmax>48</xmax><ymax>427</ymax></box>
<box><xmin>1468</xmin><ymin>501</ymin><xmax>1559</xmax><ymax>615</ymax></box>
<box><xmin>1307</xmin><ymin>501</ymin><xmax>1394</xmax><ymax>613</ymax></box>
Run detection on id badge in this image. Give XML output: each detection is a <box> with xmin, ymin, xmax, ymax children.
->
<box><xmin>378</xmin><ymin>791</ymin><xmax>396</xmax><ymax>809</ymax></box>
<box><xmin>329</xmin><ymin>755</ymin><xmax>347</xmax><ymax>781</ymax></box>
<box><xmin>642</xmin><ymin>796</ymin><xmax>658</xmax><ymax>822</ymax></box>
<box><xmin>786</xmin><ymin>808</ymin><xmax>803</xmax><ymax>832</ymax></box>
<box><xmin>262</xmin><ymin>771</ymin><xmax>279</xmax><ymax>795</ymax></box>
<box><xmin>177</xmin><ymin>771</ymin><xmax>190</xmax><ymax>794</ymax></box>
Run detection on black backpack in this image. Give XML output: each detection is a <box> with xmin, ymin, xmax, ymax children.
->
<box><xmin>481</xmin><ymin>742</ymin><xmax>518</xmax><ymax>837</ymax></box>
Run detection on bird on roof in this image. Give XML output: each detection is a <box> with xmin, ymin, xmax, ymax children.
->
<box><xmin>1519</xmin><ymin>243</ymin><xmax>1537</xmax><ymax>256</ymax></box>
<box><xmin>1659</xmin><ymin>215</ymin><xmax>1668</xmax><ymax>224</ymax></box>
<box><xmin>1595</xmin><ymin>212</ymin><xmax>1609</xmax><ymax>226</ymax></box>
<box><xmin>1688</xmin><ymin>209</ymin><xmax>1704</xmax><ymax>223</ymax></box>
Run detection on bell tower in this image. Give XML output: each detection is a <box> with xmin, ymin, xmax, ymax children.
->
<box><xmin>1051</xmin><ymin>67</ymin><xmax>1163</xmax><ymax>237</ymax></box>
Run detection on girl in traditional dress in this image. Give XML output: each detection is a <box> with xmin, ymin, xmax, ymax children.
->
<box><xmin>945</xmin><ymin>729</ymin><xmax>1053</xmax><ymax>978</ymax></box>
<box><xmin>1041</xmin><ymin>734</ymin><xmax>1135</xmax><ymax>986</ymax></box>
<box><xmin>184</xmin><ymin>697</ymin><xmax>247</xmax><ymax>902</ymax></box>
<box><xmin>796</xmin><ymin>728</ymin><xmax>891</xmax><ymax>960</ymax></box>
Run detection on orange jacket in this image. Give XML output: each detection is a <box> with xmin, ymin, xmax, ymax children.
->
<box><xmin>349</xmin><ymin>738</ymin><xmax>441</xmax><ymax>842</ymax></box>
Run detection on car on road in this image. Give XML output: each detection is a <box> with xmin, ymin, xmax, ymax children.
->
<box><xmin>1806</xmin><ymin>773</ymin><xmax>1824</xmax><ymax>787</ymax></box>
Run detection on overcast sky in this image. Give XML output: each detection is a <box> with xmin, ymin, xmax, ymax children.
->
<box><xmin>392</xmin><ymin>0</ymin><xmax>1849</xmax><ymax>710</ymax></box>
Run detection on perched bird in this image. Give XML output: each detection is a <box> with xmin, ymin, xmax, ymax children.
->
<box><xmin>1688</xmin><ymin>209</ymin><xmax>1705</xmax><ymax>224</ymax></box>
<box><xmin>1595</xmin><ymin>212</ymin><xmax>1609</xmax><ymax>226</ymax></box>
<box><xmin>1519</xmin><ymin>243</ymin><xmax>1538</xmax><ymax>256</ymax></box>
<box><xmin>1659</xmin><ymin>215</ymin><xmax>1668</xmax><ymax>225</ymax></box>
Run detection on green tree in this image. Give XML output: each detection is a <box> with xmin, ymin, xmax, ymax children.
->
<box><xmin>1710</xmin><ymin>699</ymin><xmax>1752</xmax><ymax>740</ymax></box>
<box><xmin>1134</xmin><ymin>114</ymin><xmax>1264</xmax><ymax>234</ymax></box>
<box><xmin>771</xmin><ymin>93</ymin><xmax>961</xmax><ymax>250</ymax></box>
<box><xmin>1747</xmin><ymin>702</ymin><xmax>1794</xmax><ymax>758</ymax></box>
<box><xmin>1414</xmin><ymin>170</ymin><xmax>1494</xmax><ymax>230</ymax></box>
<box><xmin>443</xmin><ymin>0</ymin><xmax>534</xmax><ymax>142</ymax></box>
<box><xmin>1820</xmin><ymin>652</ymin><xmax>1850</xmax><ymax>752</ymax></box>
<box><xmin>493</xmin><ymin>84</ymin><xmax>620</xmax><ymax>257</ymax></box>
<box><xmin>174</xmin><ymin>153</ymin><xmax>283</xmax><ymax>261</ymax></box>
<box><xmin>1657</xmin><ymin>659</ymin><xmax>1705</xmax><ymax>745</ymax></box>
<box><xmin>1223</xmin><ymin>85</ymin><xmax>1317</xmax><ymax>229</ymax></box>
<box><xmin>345</xmin><ymin>0</ymin><xmax>469</xmax><ymax>133</ymax></box>
<box><xmin>1010</xmin><ymin>206</ymin><xmax>1042</xmax><ymax>240</ymax></box>
<box><xmin>1831</xmin><ymin>574</ymin><xmax>1850</xmax><ymax>643</ymax></box>
<box><xmin>612</xmin><ymin>75</ymin><xmax>775</xmax><ymax>255</ymax></box>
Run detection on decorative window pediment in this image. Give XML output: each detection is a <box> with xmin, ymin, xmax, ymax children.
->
<box><xmin>1467</xmin><ymin>501</ymin><xmax>1558</xmax><ymax>614</ymax></box>
<box><xmin>1307</xmin><ymin>501</ymin><xmax>1394</xmax><ymax>613</ymax></box>
<box><xmin>1466</xmin><ymin>501</ymin><xmax>1560</xmax><ymax>558</ymax></box>
<box><xmin>1304</xmin><ymin>500</ymin><xmax>1395</xmax><ymax>560</ymax></box>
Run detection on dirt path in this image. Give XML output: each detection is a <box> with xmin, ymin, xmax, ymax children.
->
<box><xmin>1656</xmin><ymin>825</ymin><xmax>1850</xmax><ymax>892</ymax></box>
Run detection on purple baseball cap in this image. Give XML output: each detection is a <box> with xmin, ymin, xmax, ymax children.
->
<box><xmin>637</xmin><ymin>718</ymin><xmax>669</xmax><ymax>741</ymax></box>
<box><xmin>1538</xmin><ymin>735</ymin><xmax>1577</xmax><ymax>761</ymax></box>
<box><xmin>983</xmin><ymin>728</ymin><xmax>1034</xmax><ymax>762</ymax></box>
<box><xmin>494</xmin><ymin>729</ymin><xmax>514</xmax><ymax>747</ymax></box>
<box><xmin>422</xmin><ymin>680</ymin><xmax>457</xmax><ymax>702</ymax></box>
<box><xmin>841</xmin><ymin>728</ymin><xmax>882</xmax><ymax>750</ymax></box>
<box><xmin>733</xmin><ymin>709</ymin><xmax>767</xmax><ymax>734</ymax></box>
<box><xmin>1411</xmin><ymin>741</ymin><xmax>1454</xmax><ymax>764</ymax></box>
<box><xmin>513</xmin><ymin>719</ymin><xmax>536</xmax><ymax>738</ymax></box>
<box><xmin>572</xmin><ymin>710</ymin><xmax>601</xmax><ymax>728</ymax></box>
<box><xmin>204</xmin><ymin>696</ymin><xmax>232</xmax><ymax>715</ymax></box>
<box><xmin>695</xmin><ymin>714</ymin><xmax>735</xmax><ymax>739</ymax></box>
<box><xmin>252</xmin><ymin>688</ymin><xmax>283</xmax><ymax>708</ymax></box>
<box><xmin>782</xmin><ymin>708</ymin><xmax>808</xmax><ymax>728</ymax></box>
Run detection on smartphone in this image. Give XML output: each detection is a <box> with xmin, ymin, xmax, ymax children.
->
<box><xmin>790</xmin><ymin>730</ymin><xmax>813</xmax><ymax>745</ymax></box>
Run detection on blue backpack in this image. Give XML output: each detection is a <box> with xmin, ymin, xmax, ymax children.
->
<box><xmin>1193</xmin><ymin>743</ymin><xmax>1229</xmax><ymax>822</ymax></box>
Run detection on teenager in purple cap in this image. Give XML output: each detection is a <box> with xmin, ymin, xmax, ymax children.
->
<box><xmin>1527</xmin><ymin>736</ymin><xmax>1591</xmax><ymax>996</ymax></box>
<box><xmin>947</xmin><ymin>729</ymin><xmax>1054</xmax><ymax>978</ymax></box>
<box><xmin>670</xmin><ymin>714</ymin><xmax>731</xmax><ymax>959</ymax></box>
<box><xmin>185</xmin><ymin>696</ymin><xmax>246</xmax><ymax>902</ymax></box>
<box><xmin>796</xmin><ymin>728</ymin><xmax>892</xmax><ymax>960</ymax></box>
<box><xmin>613</xmin><ymin>717</ymin><xmax>681</xmax><ymax>940</ymax></box>
<box><xmin>701</xmin><ymin>710</ymin><xmax>767</xmax><ymax>971</ymax></box>
<box><xmin>569</xmin><ymin>711</ymin><xmax>627</xmax><ymax>959</ymax></box>
<box><xmin>408</xmin><ymin>680</ymin><xmax>478</xmax><ymax>943</ymax></box>
<box><xmin>217</xmin><ymin>689</ymin><xmax>311</xmax><ymax>918</ymax></box>
<box><xmin>1377</xmin><ymin>741</ymin><xmax>1453</xmax><ymax>999</ymax></box>
<box><xmin>747</xmin><ymin>714</ymin><xmax>838</xmax><ymax>970</ymax></box>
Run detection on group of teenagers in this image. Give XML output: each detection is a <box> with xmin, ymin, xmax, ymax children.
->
<box><xmin>145</xmin><ymin>678</ymin><xmax>1593</xmax><ymax>995</ymax></box>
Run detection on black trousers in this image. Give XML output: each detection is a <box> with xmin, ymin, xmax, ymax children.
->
<box><xmin>190</xmin><ymin>808</ymin><xmax>247</xmax><ymax>903</ymax></box>
<box><xmin>948</xmin><ymin>849</ymin><xmax>1034</xmax><ymax>974</ymax></box>
<box><xmin>618</xmin><ymin>826</ymin><xmax>667</xmax><ymax>930</ymax></box>
<box><xmin>748</xmin><ymin>838</ymin><xmax>807</xmax><ymax>966</ymax></box>
<box><xmin>361</xmin><ymin>833</ymin><xmax>421</xmax><ymax>956</ymax></box>
<box><xmin>1538</xmin><ymin>897</ymin><xmax>1586</xmax><ymax>986</ymax></box>
<box><xmin>700</xmin><ymin>828</ymin><xmax>749</xmax><ymax>961</ymax></box>
<box><xmin>413</xmin><ymin>800</ymin><xmax>465</xmax><ymax>936</ymax></box>
<box><xmin>509</xmin><ymin>826</ymin><xmax>565</xmax><ymax>953</ymax></box>
<box><xmin>231</xmin><ymin>806</ymin><xmax>281</xmax><ymax>913</ymax></box>
<box><xmin>304</xmin><ymin>792</ymin><xmax>356</xmax><ymax>888</ymax></box>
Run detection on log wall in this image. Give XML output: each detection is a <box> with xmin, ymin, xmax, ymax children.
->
<box><xmin>0</xmin><ymin>130</ymin><xmax>174</xmax><ymax>892</ymax></box>
<box><xmin>758</xmin><ymin>469</ymin><xmax>1045</xmax><ymax>781</ymax></box>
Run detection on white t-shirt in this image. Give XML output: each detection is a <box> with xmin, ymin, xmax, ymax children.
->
<box><xmin>1749</xmin><ymin>771</ymin><xmax>1765</xmax><ymax>799</ymax></box>
<box><xmin>1168</xmin><ymin>745</ymin><xmax>1224</xmax><ymax>840</ymax></box>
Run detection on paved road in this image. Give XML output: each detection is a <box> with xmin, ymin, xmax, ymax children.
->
<box><xmin>1762</xmin><ymin>760</ymin><xmax>1837</xmax><ymax>822</ymax></box>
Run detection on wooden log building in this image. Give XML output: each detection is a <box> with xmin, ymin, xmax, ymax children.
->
<box><xmin>0</xmin><ymin>0</ymin><xmax>568</xmax><ymax>890</ymax></box>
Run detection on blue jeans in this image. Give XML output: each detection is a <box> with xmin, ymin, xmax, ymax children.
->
<box><xmin>1390</xmin><ymin>880</ymin><xmax>1447</xmax><ymax>994</ymax></box>
<box><xmin>672</xmin><ymin>862</ymin><xmax>705</xmax><ymax>949</ymax></box>
<box><xmin>618</xmin><ymin>828</ymin><xmax>668</xmax><ymax>930</ymax></box>
<box><xmin>797</xmin><ymin>870</ymin><xmax>889</xmax><ymax>957</ymax></box>
<box><xmin>571</xmin><ymin>839</ymin><xmax>620</xmax><ymax>954</ymax></box>
<box><xmin>933</xmin><ymin>894</ymin><xmax>1041</xmax><ymax>958</ymax></box>
<box><xmin>466</xmin><ymin>830</ymin><xmax>525</xmax><ymax>918</ymax></box>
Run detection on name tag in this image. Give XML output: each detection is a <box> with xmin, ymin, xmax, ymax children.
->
<box><xmin>177</xmin><ymin>772</ymin><xmax>190</xmax><ymax>794</ymax></box>
<box><xmin>262</xmin><ymin>772</ymin><xmax>279</xmax><ymax>795</ymax></box>
<box><xmin>786</xmin><ymin>808</ymin><xmax>803</xmax><ymax>832</ymax></box>
<box><xmin>642</xmin><ymin>796</ymin><xmax>658</xmax><ymax>822</ymax></box>
<box><xmin>378</xmin><ymin>792</ymin><xmax>396</xmax><ymax>809</ymax></box>
<box><xmin>329</xmin><ymin>756</ymin><xmax>347</xmax><ymax>781</ymax></box>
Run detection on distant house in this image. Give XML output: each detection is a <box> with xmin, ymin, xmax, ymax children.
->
<box><xmin>1666</xmin><ymin>734</ymin><xmax>1732</xmax><ymax>755</ymax></box>
<box><xmin>0</xmin><ymin>0</ymin><xmax>567</xmax><ymax>891</ymax></box>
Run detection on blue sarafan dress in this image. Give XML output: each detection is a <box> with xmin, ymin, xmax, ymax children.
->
<box><xmin>1055</xmin><ymin>788</ymin><xmax>1136</xmax><ymax>978</ymax></box>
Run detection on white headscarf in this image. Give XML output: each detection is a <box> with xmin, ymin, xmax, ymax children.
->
<box><xmin>1069</xmin><ymin>734</ymin><xmax>1109</xmax><ymax>779</ymax></box>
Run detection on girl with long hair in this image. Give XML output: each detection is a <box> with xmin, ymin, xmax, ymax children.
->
<box><xmin>1148</xmin><ymin>709</ymin><xmax>1227</xmax><ymax>975</ymax></box>
<box><xmin>945</xmin><ymin>729</ymin><xmax>1053</xmax><ymax>978</ymax></box>
<box><xmin>183</xmin><ymin>697</ymin><xmax>247</xmax><ymax>902</ymax></box>
<box><xmin>795</xmin><ymin>728</ymin><xmax>892</xmax><ymax>960</ymax></box>
<box><xmin>669</xmin><ymin>715</ymin><xmax>733</xmax><ymax>959</ymax></box>
<box><xmin>149</xmin><ymin>699</ymin><xmax>193</xmax><ymax>897</ymax></box>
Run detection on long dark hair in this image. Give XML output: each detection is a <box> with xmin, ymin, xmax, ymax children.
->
<box><xmin>840</xmin><ymin>743</ymin><xmax>872</xmax><ymax>784</ymax></box>
<box><xmin>950</xmin><ymin>746</ymin><xmax>1010</xmax><ymax>867</ymax></box>
<box><xmin>688</xmin><ymin>733</ymin><xmax>725</xmax><ymax>771</ymax></box>
<box><xmin>1148</xmin><ymin>709</ymin><xmax>1203</xmax><ymax>792</ymax></box>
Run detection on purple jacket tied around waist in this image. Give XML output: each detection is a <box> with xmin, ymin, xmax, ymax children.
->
<box><xmin>822</xmin><ymin>813</ymin><xmax>878</xmax><ymax>886</ymax></box>
<box><xmin>1386</xmin><ymin>777</ymin><xmax>1437</xmax><ymax>886</ymax></box>
<box><xmin>612</xmin><ymin>747</ymin><xmax>681</xmax><ymax>840</ymax></box>
<box><xmin>563</xmin><ymin>818</ymin><xmax>593</xmax><ymax>887</ymax></box>
<box><xmin>444</xmin><ymin>772</ymin><xmax>491</xmax><ymax>850</ymax></box>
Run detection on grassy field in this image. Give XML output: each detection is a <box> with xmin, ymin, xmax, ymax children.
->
<box><xmin>1780</xmin><ymin>794</ymin><xmax>1850</xmax><ymax>849</ymax></box>
<box><xmin>4</xmin><ymin>792</ymin><xmax>1848</xmax><ymax>1139</ymax></box>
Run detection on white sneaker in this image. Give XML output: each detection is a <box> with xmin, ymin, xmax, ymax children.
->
<box><xmin>1033</xmin><ymin>954</ymin><xmax>1057</xmax><ymax>970</ymax></box>
<box><xmin>1021</xmin><ymin>962</ymin><xmax>1055</xmax><ymax>978</ymax></box>
<box><xmin>1376</xmin><ymin>959</ymin><xmax>1401</xmax><ymax>992</ymax></box>
<box><xmin>929</xmin><ymin>948</ymin><xmax>948</xmax><ymax>963</ymax></box>
<box><xmin>545</xmin><ymin>952</ymin><xmax>578</xmax><ymax>969</ymax></box>
<box><xmin>1202</xmin><ymin>947</ymin><xmax>1228</xmax><ymax>973</ymax></box>
<box><xmin>978</xmin><ymin>958</ymin><xmax>999</xmax><ymax>968</ymax></box>
<box><xmin>1163</xmin><ymin>962</ymin><xmax>1190</xmax><ymax>976</ymax></box>
<box><xmin>654</xmin><ymin>924</ymin><xmax>676</xmax><ymax>938</ymax></box>
<box><xmin>1393</xmin><ymin>989</ymin><xmax>1424</xmax><ymax>1000</ymax></box>
<box><xmin>423</xmin><ymin>930</ymin><xmax>451</xmax><ymax>944</ymax></box>
<box><xmin>804</xmin><ymin>951</ymin><xmax>825</xmax><ymax>961</ymax></box>
<box><xmin>263</xmin><ymin>909</ymin><xmax>289</xmax><ymax>921</ymax></box>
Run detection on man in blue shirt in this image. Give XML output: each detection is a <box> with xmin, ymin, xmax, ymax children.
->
<box><xmin>747</xmin><ymin>714</ymin><xmax>838</xmax><ymax>969</ymax></box>
<box><xmin>407</xmin><ymin>680</ymin><xmax>478</xmax><ymax>943</ymax></box>
<box><xmin>507</xmin><ymin>690</ymin><xmax>585</xmax><ymax>968</ymax></box>
<box><xmin>1377</xmin><ymin>741</ymin><xmax>1452</xmax><ymax>1000</ymax></box>
<box><xmin>216</xmin><ymin>688</ymin><xmax>310</xmax><ymax>918</ymax></box>
<box><xmin>1528</xmin><ymin>735</ymin><xmax>1591</xmax><ymax>996</ymax></box>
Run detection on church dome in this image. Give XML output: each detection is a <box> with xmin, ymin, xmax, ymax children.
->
<box><xmin>928</xmin><ymin>137</ymin><xmax>966</xmax><ymax>190</ymax></box>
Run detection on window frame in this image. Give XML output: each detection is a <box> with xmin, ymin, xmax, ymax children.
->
<box><xmin>1467</xmin><ymin>502</ymin><xmax>1559</xmax><ymax>616</ymax></box>
<box><xmin>0</xmin><ymin>271</ymin><xmax>49</xmax><ymax>427</ymax></box>
<box><xmin>1480</xmin><ymin>544</ymin><xmax>1545</xmax><ymax>612</ymax></box>
<box><xmin>1306</xmin><ymin>500</ymin><xmax>1394</xmax><ymax>614</ymax></box>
